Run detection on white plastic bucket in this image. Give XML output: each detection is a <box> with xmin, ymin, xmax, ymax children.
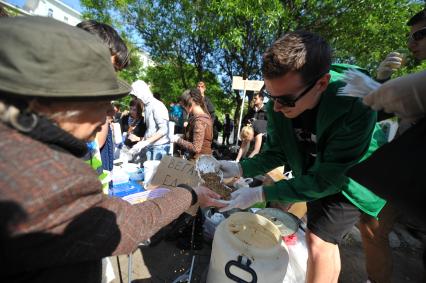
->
<box><xmin>143</xmin><ymin>160</ymin><xmax>161</xmax><ymax>187</ymax></box>
<box><xmin>121</xmin><ymin>163</ymin><xmax>139</xmax><ymax>175</ymax></box>
<box><xmin>207</xmin><ymin>212</ymin><xmax>289</xmax><ymax>283</ymax></box>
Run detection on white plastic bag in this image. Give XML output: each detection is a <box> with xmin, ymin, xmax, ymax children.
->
<box><xmin>101</xmin><ymin>257</ymin><xmax>116</xmax><ymax>283</ymax></box>
<box><xmin>111</xmin><ymin>122</ymin><xmax>123</xmax><ymax>144</ymax></box>
<box><xmin>337</xmin><ymin>69</ymin><xmax>381</xmax><ymax>98</ymax></box>
<box><xmin>283</xmin><ymin>229</ymin><xmax>308</xmax><ymax>283</ymax></box>
<box><xmin>203</xmin><ymin>210</ymin><xmax>225</xmax><ymax>241</ymax></box>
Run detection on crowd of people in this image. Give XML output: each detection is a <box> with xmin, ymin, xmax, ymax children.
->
<box><xmin>1</xmin><ymin>4</ymin><xmax>426</xmax><ymax>283</ymax></box>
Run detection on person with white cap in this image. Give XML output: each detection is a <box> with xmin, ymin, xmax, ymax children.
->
<box><xmin>129</xmin><ymin>80</ymin><xmax>171</xmax><ymax>161</ymax></box>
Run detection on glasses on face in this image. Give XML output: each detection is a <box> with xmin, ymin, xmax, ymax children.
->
<box><xmin>409</xmin><ymin>27</ymin><xmax>426</xmax><ymax>42</ymax></box>
<box><xmin>263</xmin><ymin>73</ymin><xmax>325</xmax><ymax>108</ymax></box>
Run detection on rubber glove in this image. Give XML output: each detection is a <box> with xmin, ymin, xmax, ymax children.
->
<box><xmin>219</xmin><ymin>186</ymin><xmax>264</xmax><ymax>212</ymax></box>
<box><xmin>376</xmin><ymin>52</ymin><xmax>403</xmax><ymax>81</ymax></box>
<box><xmin>363</xmin><ymin>70</ymin><xmax>426</xmax><ymax>120</ymax></box>
<box><xmin>218</xmin><ymin>160</ymin><xmax>242</xmax><ymax>178</ymax></box>
<box><xmin>128</xmin><ymin>133</ymin><xmax>141</xmax><ymax>142</ymax></box>
<box><xmin>129</xmin><ymin>140</ymin><xmax>150</xmax><ymax>155</ymax></box>
<box><xmin>170</xmin><ymin>134</ymin><xmax>181</xmax><ymax>143</ymax></box>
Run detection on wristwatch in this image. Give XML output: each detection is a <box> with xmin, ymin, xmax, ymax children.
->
<box><xmin>177</xmin><ymin>183</ymin><xmax>198</xmax><ymax>205</ymax></box>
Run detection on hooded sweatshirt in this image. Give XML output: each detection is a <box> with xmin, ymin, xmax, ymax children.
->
<box><xmin>131</xmin><ymin>80</ymin><xmax>170</xmax><ymax>146</ymax></box>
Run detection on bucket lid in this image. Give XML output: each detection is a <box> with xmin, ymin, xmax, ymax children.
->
<box><xmin>256</xmin><ymin>208</ymin><xmax>299</xmax><ymax>236</ymax></box>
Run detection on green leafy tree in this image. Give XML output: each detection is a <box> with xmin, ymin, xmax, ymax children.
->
<box><xmin>143</xmin><ymin>62</ymin><xmax>233</xmax><ymax>117</ymax></box>
<box><xmin>80</xmin><ymin>0</ymin><xmax>426</xmax><ymax>118</ymax></box>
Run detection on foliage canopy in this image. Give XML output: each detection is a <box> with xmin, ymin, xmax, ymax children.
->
<box><xmin>81</xmin><ymin>0</ymin><xmax>425</xmax><ymax>125</ymax></box>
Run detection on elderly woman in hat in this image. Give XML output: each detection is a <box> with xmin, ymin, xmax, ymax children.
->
<box><xmin>0</xmin><ymin>16</ymin><xmax>224</xmax><ymax>282</ymax></box>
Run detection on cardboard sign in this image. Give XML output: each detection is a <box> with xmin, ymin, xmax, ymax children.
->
<box><xmin>232</xmin><ymin>76</ymin><xmax>264</xmax><ymax>91</ymax></box>
<box><xmin>148</xmin><ymin>155</ymin><xmax>201</xmax><ymax>189</ymax></box>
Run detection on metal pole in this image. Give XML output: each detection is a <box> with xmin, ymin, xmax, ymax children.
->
<box><xmin>236</xmin><ymin>82</ymin><xmax>247</xmax><ymax>142</ymax></box>
<box><xmin>127</xmin><ymin>253</ymin><xmax>132</xmax><ymax>283</ymax></box>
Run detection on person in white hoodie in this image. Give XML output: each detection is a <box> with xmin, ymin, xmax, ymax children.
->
<box><xmin>129</xmin><ymin>80</ymin><xmax>170</xmax><ymax>160</ymax></box>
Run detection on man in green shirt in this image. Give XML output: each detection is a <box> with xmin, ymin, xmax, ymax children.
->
<box><xmin>220</xmin><ymin>31</ymin><xmax>389</xmax><ymax>282</ymax></box>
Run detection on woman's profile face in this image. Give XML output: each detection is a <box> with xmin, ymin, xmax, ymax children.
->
<box><xmin>130</xmin><ymin>106</ymin><xmax>138</xmax><ymax>118</ymax></box>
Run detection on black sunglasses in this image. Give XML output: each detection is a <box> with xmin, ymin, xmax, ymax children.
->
<box><xmin>409</xmin><ymin>27</ymin><xmax>426</xmax><ymax>42</ymax></box>
<box><xmin>263</xmin><ymin>73</ymin><xmax>325</xmax><ymax>107</ymax></box>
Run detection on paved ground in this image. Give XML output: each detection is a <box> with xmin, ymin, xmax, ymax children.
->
<box><xmin>108</xmin><ymin>220</ymin><xmax>424</xmax><ymax>283</ymax></box>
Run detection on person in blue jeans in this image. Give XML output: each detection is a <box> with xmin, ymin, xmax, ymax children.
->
<box><xmin>77</xmin><ymin>20</ymin><xmax>131</xmax><ymax>192</ymax></box>
<box><xmin>129</xmin><ymin>80</ymin><xmax>171</xmax><ymax>161</ymax></box>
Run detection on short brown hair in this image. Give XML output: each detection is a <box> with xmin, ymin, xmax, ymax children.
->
<box><xmin>407</xmin><ymin>9</ymin><xmax>426</xmax><ymax>26</ymax></box>
<box><xmin>129</xmin><ymin>98</ymin><xmax>142</xmax><ymax>118</ymax></box>
<box><xmin>77</xmin><ymin>20</ymin><xmax>130</xmax><ymax>71</ymax></box>
<box><xmin>262</xmin><ymin>31</ymin><xmax>331</xmax><ymax>84</ymax></box>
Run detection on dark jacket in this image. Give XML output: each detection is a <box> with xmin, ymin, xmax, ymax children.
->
<box><xmin>0</xmin><ymin>118</ymin><xmax>192</xmax><ymax>283</ymax></box>
<box><xmin>242</xmin><ymin>104</ymin><xmax>267</xmax><ymax>125</ymax></box>
<box><xmin>120</xmin><ymin>114</ymin><xmax>146</xmax><ymax>147</ymax></box>
<box><xmin>348</xmin><ymin>117</ymin><xmax>426</xmax><ymax>224</ymax></box>
<box><xmin>203</xmin><ymin>96</ymin><xmax>215</xmax><ymax>121</ymax></box>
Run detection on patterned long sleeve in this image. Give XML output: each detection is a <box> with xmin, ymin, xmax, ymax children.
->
<box><xmin>0</xmin><ymin>123</ymin><xmax>193</xmax><ymax>272</ymax></box>
<box><xmin>176</xmin><ymin>119</ymin><xmax>207</xmax><ymax>154</ymax></box>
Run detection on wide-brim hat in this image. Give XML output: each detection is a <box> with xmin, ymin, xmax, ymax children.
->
<box><xmin>0</xmin><ymin>16</ymin><xmax>131</xmax><ymax>99</ymax></box>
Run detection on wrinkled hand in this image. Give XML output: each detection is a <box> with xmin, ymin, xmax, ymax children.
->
<box><xmin>376</xmin><ymin>52</ymin><xmax>403</xmax><ymax>81</ymax></box>
<box><xmin>219</xmin><ymin>160</ymin><xmax>242</xmax><ymax>178</ymax></box>
<box><xmin>129</xmin><ymin>140</ymin><xmax>150</xmax><ymax>155</ymax></box>
<box><xmin>363</xmin><ymin>70</ymin><xmax>426</xmax><ymax>120</ymax></box>
<box><xmin>128</xmin><ymin>133</ymin><xmax>141</xmax><ymax>142</ymax></box>
<box><xmin>193</xmin><ymin>185</ymin><xmax>228</xmax><ymax>208</ymax></box>
<box><xmin>170</xmin><ymin>134</ymin><xmax>181</xmax><ymax>143</ymax></box>
<box><xmin>219</xmin><ymin>186</ymin><xmax>264</xmax><ymax>212</ymax></box>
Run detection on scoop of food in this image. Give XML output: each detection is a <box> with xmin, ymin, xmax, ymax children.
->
<box><xmin>196</xmin><ymin>155</ymin><xmax>235</xmax><ymax>200</ymax></box>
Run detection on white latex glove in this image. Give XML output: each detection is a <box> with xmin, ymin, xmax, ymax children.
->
<box><xmin>129</xmin><ymin>140</ymin><xmax>150</xmax><ymax>155</ymax></box>
<box><xmin>128</xmin><ymin>133</ymin><xmax>141</xmax><ymax>142</ymax></box>
<box><xmin>376</xmin><ymin>52</ymin><xmax>403</xmax><ymax>81</ymax></box>
<box><xmin>219</xmin><ymin>160</ymin><xmax>242</xmax><ymax>178</ymax></box>
<box><xmin>170</xmin><ymin>134</ymin><xmax>181</xmax><ymax>143</ymax></box>
<box><xmin>219</xmin><ymin>186</ymin><xmax>264</xmax><ymax>212</ymax></box>
<box><xmin>363</xmin><ymin>70</ymin><xmax>426</xmax><ymax>120</ymax></box>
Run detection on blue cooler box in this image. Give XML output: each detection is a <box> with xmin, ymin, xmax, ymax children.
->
<box><xmin>111</xmin><ymin>180</ymin><xmax>145</xmax><ymax>197</ymax></box>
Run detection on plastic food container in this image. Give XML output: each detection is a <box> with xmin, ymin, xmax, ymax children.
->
<box><xmin>129</xmin><ymin>168</ymin><xmax>144</xmax><ymax>181</ymax></box>
<box><xmin>255</xmin><ymin>208</ymin><xmax>299</xmax><ymax>237</ymax></box>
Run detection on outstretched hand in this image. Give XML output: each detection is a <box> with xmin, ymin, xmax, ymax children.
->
<box><xmin>219</xmin><ymin>186</ymin><xmax>264</xmax><ymax>212</ymax></box>
<box><xmin>363</xmin><ymin>70</ymin><xmax>426</xmax><ymax>120</ymax></box>
<box><xmin>193</xmin><ymin>185</ymin><xmax>229</xmax><ymax>209</ymax></box>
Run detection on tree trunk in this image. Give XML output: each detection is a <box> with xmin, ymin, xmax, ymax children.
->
<box><xmin>233</xmin><ymin>89</ymin><xmax>242</xmax><ymax>144</ymax></box>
